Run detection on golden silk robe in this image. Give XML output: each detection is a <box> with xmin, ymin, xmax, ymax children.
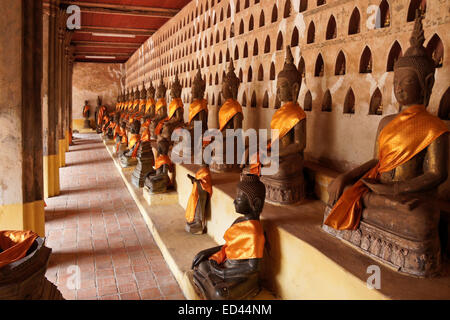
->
<box><xmin>185</xmin><ymin>167</ymin><xmax>213</xmax><ymax>223</ymax></box>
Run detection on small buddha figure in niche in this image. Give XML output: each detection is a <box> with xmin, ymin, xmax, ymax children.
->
<box><xmin>211</xmin><ymin>59</ymin><xmax>243</xmax><ymax>173</ymax></box>
<box><xmin>339</xmin><ymin>61</ymin><xmax>345</xmax><ymax>76</ymax></box>
<box><xmin>185</xmin><ymin>164</ymin><xmax>213</xmax><ymax>235</ymax></box>
<box><xmin>191</xmin><ymin>174</ymin><xmax>266</xmax><ymax>300</ymax></box>
<box><xmin>150</xmin><ymin>77</ymin><xmax>168</xmax><ymax>140</ymax></box>
<box><xmin>323</xmin><ymin>13</ymin><xmax>448</xmax><ymax>277</ymax></box>
<box><xmin>384</xmin><ymin>9</ymin><xmax>391</xmax><ymax>27</ymax></box>
<box><xmin>159</xmin><ymin>72</ymin><xmax>185</xmax><ymax>141</ymax></box>
<box><xmin>144</xmin><ymin>137</ymin><xmax>173</xmax><ymax>194</ymax></box>
<box><xmin>119</xmin><ymin>119</ymin><xmax>141</xmax><ymax>168</ymax></box>
<box><xmin>95</xmin><ymin>96</ymin><xmax>107</xmax><ymax>133</ymax></box>
<box><xmin>319</xmin><ymin>63</ymin><xmax>324</xmax><ymax>77</ymax></box>
<box><xmin>82</xmin><ymin>100</ymin><xmax>91</xmax><ymax>129</ymax></box>
<box><xmin>185</xmin><ymin>66</ymin><xmax>208</xmax><ymax>154</ymax></box>
<box><xmin>255</xmin><ymin>46</ymin><xmax>307</xmax><ymax>205</ymax></box>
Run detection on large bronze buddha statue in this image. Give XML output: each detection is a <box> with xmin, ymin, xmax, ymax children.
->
<box><xmin>186</xmin><ymin>66</ymin><xmax>208</xmax><ymax>155</ymax></box>
<box><xmin>144</xmin><ymin>137</ymin><xmax>173</xmax><ymax>194</ymax></box>
<box><xmin>159</xmin><ymin>72</ymin><xmax>185</xmax><ymax>142</ymax></box>
<box><xmin>323</xmin><ymin>13</ymin><xmax>449</xmax><ymax>277</ymax></box>
<box><xmin>210</xmin><ymin>59</ymin><xmax>243</xmax><ymax>173</ymax></box>
<box><xmin>82</xmin><ymin>100</ymin><xmax>91</xmax><ymax>129</ymax></box>
<box><xmin>119</xmin><ymin>119</ymin><xmax>141</xmax><ymax>168</ymax></box>
<box><xmin>191</xmin><ymin>174</ymin><xmax>266</xmax><ymax>300</ymax></box>
<box><xmin>150</xmin><ymin>77</ymin><xmax>168</xmax><ymax>140</ymax></box>
<box><xmin>259</xmin><ymin>46</ymin><xmax>307</xmax><ymax>205</ymax></box>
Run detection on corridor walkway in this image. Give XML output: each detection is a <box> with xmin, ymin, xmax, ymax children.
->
<box><xmin>44</xmin><ymin>133</ymin><xmax>185</xmax><ymax>300</ymax></box>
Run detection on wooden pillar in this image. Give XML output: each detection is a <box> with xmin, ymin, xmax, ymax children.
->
<box><xmin>68</xmin><ymin>46</ymin><xmax>75</xmax><ymax>146</ymax></box>
<box><xmin>43</xmin><ymin>0</ymin><xmax>60</xmax><ymax>198</ymax></box>
<box><xmin>0</xmin><ymin>0</ymin><xmax>45</xmax><ymax>236</ymax></box>
<box><xmin>56</xmin><ymin>9</ymin><xmax>66</xmax><ymax>168</ymax></box>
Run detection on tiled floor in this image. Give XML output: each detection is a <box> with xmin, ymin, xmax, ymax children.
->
<box><xmin>44</xmin><ymin>133</ymin><xmax>185</xmax><ymax>300</ymax></box>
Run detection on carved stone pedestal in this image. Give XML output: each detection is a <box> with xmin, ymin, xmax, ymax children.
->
<box><xmin>83</xmin><ymin>119</ymin><xmax>90</xmax><ymax>129</ymax></box>
<box><xmin>119</xmin><ymin>157</ymin><xmax>137</xmax><ymax>168</ymax></box>
<box><xmin>260</xmin><ymin>173</ymin><xmax>305</xmax><ymax>205</ymax></box>
<box><xmin>0</xmin><ymin>237</ymin><xmax>64</xmax><ymax>300</ymax></box>
<box><xmin>322</xmin><ymin>206</ymin><xmax>441</xmax><ymax>277</ymax></box>
<box><xmin>132</xmin><ymin>141</ymin><xmax>155</xmax><ymax>188</ymax></box>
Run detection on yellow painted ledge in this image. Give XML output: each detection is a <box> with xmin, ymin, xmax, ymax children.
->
<box><xmin>0</xmin><ymin>200</ymin><xmax>45</xmax><ymax>237</ymax></box>
<box><xmin>43</xmin><ymin>154</ymin><xmax>60</xmax><ymax>198</ymax></box>
<box><xmin>58</xmin><ymin>139</ymin><xmax>66</xmax><ymax>167</ymax></box>
<box><xmin>72</xmin><ymin>118</ymin><xmax>95</xmax><ymax>131</ymax></box>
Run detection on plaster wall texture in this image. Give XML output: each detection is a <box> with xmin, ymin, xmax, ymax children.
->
<box><xmin>72</xmin><ymin>62</ymin><xmax>124</xmax><ymax>121</ymax></box>
<box><xmin>124</xmin><ymin>0</ymin><xmax>449</xmax><ymax>198</ymax></box>
<box><xmin>0</xmin><ymin>1</ymin><xmax>24</xmax><ymax>206</ymax></box>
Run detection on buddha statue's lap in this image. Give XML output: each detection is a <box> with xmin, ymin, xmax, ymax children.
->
<box><xmin>119</xmin><ymin>119</ymin><xmax>141</xmax><ymax>167</ymax></box>
<box><xmin>191</xmin><ymin>174</ymin><xmax>266</xmax><ymax>300</ymax></box>
<box><xmin>323</xmin><ymin>13</ymin><xmax>448</xmax><ymax>277</ymax></box>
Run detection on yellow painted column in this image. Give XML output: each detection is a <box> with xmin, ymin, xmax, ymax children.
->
<box><xmin>58</xmin><ymin>138</ymin><xmax>66</xmax><ymax>167</ymax></box>
<box><xmin>0</xmin><ymin>201</ymin><xmax>45</xmax><ymax>238</ymax></box>
<box><xmin>43</xmin><ymin>154</ymin><xmax>60</xmax><ymax>198</ymax></box>
<box><xmin>65</xmin><ymin>129</ymin><xmax>70</xmax><ymax>151</ymax></box>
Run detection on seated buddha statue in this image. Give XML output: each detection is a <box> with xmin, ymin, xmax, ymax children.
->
<box><xmin>258</xmin><ymin>46</ymin><xmax>307</xmax><ymax>205</ymax></box>
<box><xmin>96</xmin><ymin>96</ymin><xmax>107</xmax><ymax>133</ymax></box>
<box><xmin>210</xmin><ymin>59</ymin><xmax>243</xmax><ymax>173</ymax></box>
<box><xmin>128</xmin><ymin>87</ymin><xmax>140</xmax><ymax>127</ymax></box>
<box><xmin>323</xmin><ymin>14</ymin><xmax>449</xmax><ymax>277</ymax></box>
<box><xmin>150</xmin><ymin>77</ymin><xmax>168</xmax><ymax>140</ymax></box>
<box><xmin>185</xmin><ymin>164</ymin><xmax>213</xmax><ymax>235</ymax></box>
<box><xmin>145</xmin><ymin>80</ymin><xmax>156</xmax><ymax>119</ymax></box>
<box><xmin>115</xmin><ymin>120</ymin><xmax>128</xmax><ymax>155</ymax></box>
<box><xmin>119</xmin><ymin>119</ymin><xmax>141</xmax><ymax>168</ymax></box>
<box><xmin>144</xmin><ymin>137</ymin><xmax>173</xmax><ymax>194</ymax></box>
<box><xmin>136</xmin><ymin>82</ymin><xmax>147</xmax><ymax>122</ymax></box>
<box><xmin>158</xmin><ymin>73</ymin><xmax>185</xmax><ymax>142</ymax></box>
<box><xmin>82</xmin><ymin>100</ymin><xmax>91</xmax><ymax>129</ymax></box>
<box><xmin>191</xmin><ymin>174</ymin><xmax>266</xmax><ymax>300</ymax></box>
<box><xmin>185</xmin><ymin>66</ymin><xmax>208</xmax><ymax>155</ymax></box>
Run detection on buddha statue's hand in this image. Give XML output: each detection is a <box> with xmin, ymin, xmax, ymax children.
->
<box><xmin>187</xmin><ymin>174</ymin><xmax>197</xmax><ymax>184</ymax></box>
<box><xmin>327</xmin><ymin>174</ymin><xmax>352</xmax><ymax>206</ymax></box>
<box><xmin>191</xmin><ymin>246</ymin><xmax>223</xmax><ymax>270</ymax></box>
<box><xmin>361</xmin><ymin>178</ymin><xmax>395</xmax><ymax>196</ymax></box>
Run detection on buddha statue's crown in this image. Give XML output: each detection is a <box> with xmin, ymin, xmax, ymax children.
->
<box><xmin>193</xmin><ymin>65</ymin><xmax>206</xmax><ymax>92</ymax></box>
<box><xmin>171</xmin><ymin>72</ymin><xmax>182</xmax><ymax>97</ymax></box>
<box><xmin>278</xmin><ymin>45</ymin><xmax>302</xmax><ymax>85</ymax></box>
<box><xmin>394</xmin><ymin>11</ymin><xmax>434</xmax><ymax>88</ymax></box>
<box><xmin>237</xmin><ymin>174</ymin><xmax>266</xmax><ymax>213</ymax></box>
<box><xmin>158</xmin><ymin>75</ymin><xmax>167</xmax><ymax>95</ymax></box>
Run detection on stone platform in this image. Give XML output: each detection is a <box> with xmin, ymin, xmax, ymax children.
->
<box><xmin>104</xmin><ymin>140</ymin><xmax>450</xmax><ymax>300</ymax></box>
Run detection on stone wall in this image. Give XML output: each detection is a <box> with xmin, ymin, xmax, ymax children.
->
<box><xmin>72</xmin><ymin>62</ymin><xmax>124</xmax><ymax>129</ymax></box>
<box><xmin>124</xmin><ymin>0</ymin><xmax>450</xmax><ymax>198</ymax></box>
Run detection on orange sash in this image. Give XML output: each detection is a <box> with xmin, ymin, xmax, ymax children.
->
<box><xmin>98</xmin><ymin>106</ymin><xmax>107</xmax><ymax>125</ymax></box>
<box><xmin>82</xmin><ymin>105</ymin><xmax>90</xmax><ymax>117</ymax></box>
<box><xmin>0</xmin><ymin>230</ymin><xmax>38</xmax><ymax>269</ymax></box>
<box><xmin>168</xmin><ymin>98</ymin><xmax>184</xmax><ymax>120</ymax></box>
<box><xmin>209</xmin><ymin>220</ymin><xmax>265</xmax><ymax>264</ymax></box>
<box><xmin>145</xmin><ymin>98</ymin><xmax>155</xmax><ymax>114</ymax></box>
<box><xmin>155</xmin><ymin>98</ymin><xmax>167</xmax><ymax>114</ymax></box>
<box><xmin>128</xmin><ymin>133</ymin><xmax>140</xmax><ymax>150</ymax></box>
<box><xmin>324</xmin><ymin>105</ymin><xmax>449</xmax><ymax>230</ymax></box>
<box><xmin>219</xmin><ymin>99</ymin><xmax>243</xmax><ymax>131</ymax></box>
<box><xmin>113</xmin><ymin>123</ymin><xmax>121</xmax><ymax>139</ymax></box>
<box><xmin>154</xmin><ymin>155</ymin><xmax>173</xmax><ymax>172</ymax></box>
<box><xmin>185</xmin><ymin>167</ymin><xmax>213</xmax><ymax>223</ymax></box>
<box><xmin>141</xmin><ymin>128</ymin><xmax>150</xmax><ymax>142</ymax></box>
<box><xmin>188</xmin><ymin>99</ymin><xmax>208</xmax><ymax>124</ymax></box>
<box><xmin>249</xmin><ymin>101</ymin><xmax>306</xmax><ymax>175</ymax></box>
<box><xmin>139</xmin><ymin>99</ymin><xmax>146</xmax><ymax>113</ymax></box>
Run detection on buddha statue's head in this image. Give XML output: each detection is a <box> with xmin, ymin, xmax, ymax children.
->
<box><xmin>98</xmin><ymin>96</ymin><xmax>102</xmax><ymax>106</ymax></box>
<box><xmin>222</xmin><ymin>59</ymin><xmax>240</xmax><ymax>100</ymax></box>
<box><xmin>114</xmin><ymin>113</ymin><xmax>120</xmax><ymax>124</ymax></box>
<box><xmin>277</xmin><ymin>46</ymin><xmax>302</xmax><ymax>103</ymax></box>
<box><xmin>131</xmin><ymin>119</ymin><xmax>141</xmax><ymax>134</ymax></box>
<box><xmin>394</xmin><ymin>12</ymin><xmax>435</xmax><ymax>107</ymax></box>
<box><xmin>135</xmin><ymin>87</ymin><xmax>140</xmax><ymax>100</ymax></box>
<box><xmin>121</xmin><ymin>121</ymin><xmax>127</xmax><ymax>129</ymax></box>
<box><xmin>234</xmin><ymin>174</ymin><xmax>266</xmax><ymax>217</ymax></box>
<box><xmin>156</xmin><ymin>137</ymin><xmax>170</xmax><ymax>156</ymax></box>
<box><xmin>156</xmin><ymin>76</ymin><xmax>167</xmax><ymax>100</ymax></box>
<box><xmin>147</xmin><ymin>80</ymin><xmax>156</xmax><ymax>100</ymax></box>
<box><xmin>84</xmin><ymin>100</ymin><xmax>89</xmax><ymax>106</ymax></box>
<box><xmin>192</xmin><ymin>66</ymin><xmax>206</xmax><ymax>101</ymax></box>
<box><xmin>140</xmin><ymin>82</ymin><xmax>146</xmax><ymax>100</ymax></box>
<box><xmin>170</xmin><ymin>72</ymin><xmax>182</xmax><ymax>99</ymax></box>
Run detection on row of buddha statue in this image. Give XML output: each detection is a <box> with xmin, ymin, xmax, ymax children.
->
<box><xmin>95</xmin><ymin>13</ymin><xmax>448</xmax><ymax>299</ymax></box>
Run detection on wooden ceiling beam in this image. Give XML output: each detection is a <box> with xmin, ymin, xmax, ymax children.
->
<box><xmin>77</xmin><ymin>26</ymin><xmax>156</xmax><ymax>37</ymax></box>
<box><xmin>75</xmin><ymin>52</ymin><xmax>131</xmax><ymax>57</ymax></box>
<box><xmin>73</xmin><ymin>41</ymin><xmax>141</xmax><ymax>49</ymax></box>
<box><xmin>60</xmin><ymin>1</ymin><xmax>178</xmax><ymax>18</ymax></box>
